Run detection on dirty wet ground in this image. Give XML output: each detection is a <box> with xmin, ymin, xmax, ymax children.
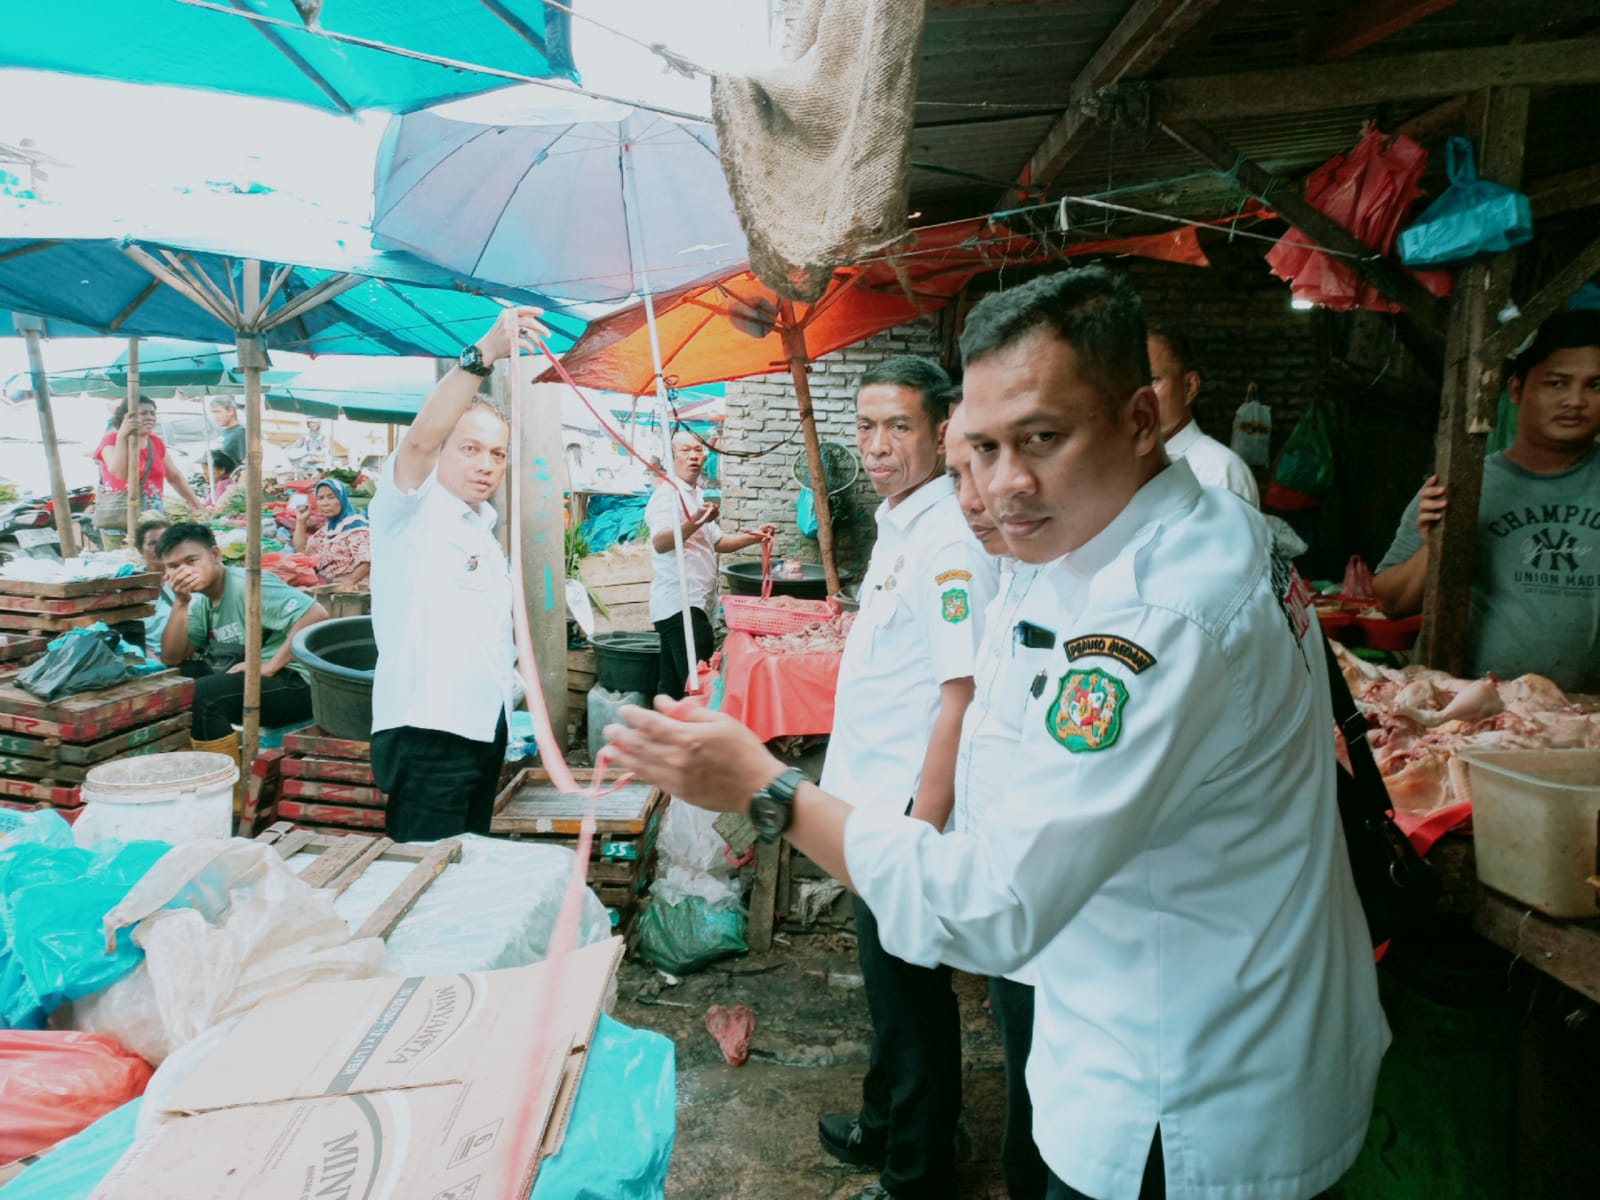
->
<box><xmin>612</xmin><ymin>930</ymin><xmax>1014</xmax><ymax>1200</ymax></box>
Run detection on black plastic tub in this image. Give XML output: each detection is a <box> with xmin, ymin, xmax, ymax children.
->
<box><xmin>290</xmin><ymin>616</ymin><xmax>377</xmax><ymax>740</ymax></box>
<box><xmin>591</xmin><ymin>631</ymin><xmax>661</xmax><ymax>694</ymax></box>
<box><xmin>721</xmin><ymin>561</ymin><xmax>853</xmax><ymax>600</ymax></box>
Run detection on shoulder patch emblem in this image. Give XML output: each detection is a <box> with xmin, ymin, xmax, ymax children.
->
<box><xmin>1063</xmin><ymin>634</ymin><xmax>1156</xmax><ymax>674</ymax></box>
<box><xmin>941</xmin><ymin>587</ymin><xmax>970</xmax><ymax>623</ymax></box>
<box><xmin>1046</xmin><ymin>668</ymin><xmax>1128</xmax><ymax>752</ymax></box>
<box><xmin>935</xmin><ymin>568</ymin><xmax>972</xmax><ymax>585</ymax></box>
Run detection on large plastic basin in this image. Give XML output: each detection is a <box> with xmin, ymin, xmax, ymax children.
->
<box><xmin>591</xmin><ymin>632</ymin><xmax>660</xmax><ymax>694</ymax></box>
<box><xmin>721</xmin><ymin>561</ymin><xmax>854</xmax><ymax>600</ymax></box>
<box><xmin>291</xmin><ymin>616</ymin><xmax>377</xmax><ymax>740</ymax></box>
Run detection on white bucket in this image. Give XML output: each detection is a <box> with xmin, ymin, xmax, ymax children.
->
<box><xmin>74</xmin><ymin>751</ymin><xmax>240</xmax><ymax>847</ymax></box>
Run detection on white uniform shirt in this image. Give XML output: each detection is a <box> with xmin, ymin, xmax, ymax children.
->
<box><xmin>844</xmin><ymin>461</ymin><xmax>1387</xmax><ymax>1200</ymax></box>
<box><xmin>369</xmin><ymin>454</ymin><xmax>515</xmax><ymax>742</ymax></box>
<box><xmin>953</xmin><ymin>558</ymin><xmax>1051</xmax><ymax>986</ymax></box>
<box><xmin>1166</xmin><ymin>420</ymin><xmax>1260</xmax><ymax>506</ymax></box>
<box><xmin>820</xmin><ymin>476</ymin><xmax>999</xmax><ymax>815</ymax></box>
<box><xmin>645</xmin><ymin>478</ymin><xmax>723</xmax><ymax>622</ymax></box>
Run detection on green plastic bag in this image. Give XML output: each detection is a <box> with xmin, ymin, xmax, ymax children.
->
<box><xmin>1272</xmin><ymin>405</ymin><xmax>1335</xmax><ymax>497</ymax></box>
<box><xmin>636</xmin><ymin>896</ymin><xmax>748</xmax><ymax>974</ymax></box>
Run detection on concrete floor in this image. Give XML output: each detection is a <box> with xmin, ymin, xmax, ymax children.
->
<box><xmin>612</xmin><ymin>930</ymin><xmax>1017</xmax><ymax>1200</ymax></box>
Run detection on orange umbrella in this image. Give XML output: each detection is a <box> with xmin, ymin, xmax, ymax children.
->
<box><xmin>548</xmin><ymin>219</ymin><xmax>1208</xmax><ymax>591</ymax></box>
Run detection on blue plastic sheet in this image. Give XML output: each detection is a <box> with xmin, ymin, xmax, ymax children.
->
<box><xmin>579</xmin><ymin>493</ymin><xmax>650</xmax><ymax>556</ymax></box>
<box><xmin>0</xmin><ymin>812</ymin><xmax>168</xmax><ymax>1029</ymax></box>
<box><xmin>0</xmin><ymin>1019</ymin><xmax>674</xmax><ymax>1200</ymax></box>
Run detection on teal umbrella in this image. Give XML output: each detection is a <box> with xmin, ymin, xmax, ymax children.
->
<box><xmin>0</xmin><ymin>1</ymin><xmax>576</xmax><ymax>114</ymax></box>
<box><xmin>108</xmin><ymin>339</ymin><xmax>224</xmax><ymax>388</ymax></box>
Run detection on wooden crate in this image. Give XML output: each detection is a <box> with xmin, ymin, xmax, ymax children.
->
<box><xmin>490</xmin><ymin>767</ymin><xmax>662</xmax><ymax>836</ymax></box>
<box><xmin>282</xmin><ymin>755</ymin><xmax>377</xmax><ymax>786</ymax></box>
<box><xmin>0</xmin><ymin>729</ymin><xmax>191</xmax><ymax>784</ymax></box>
<box><xmin>277</xmin><ymin>798</ymin><xmax>387</xmax><ymax>831</ymax></box>
<box><xmin>281</xmin><ymin>727</ymin><xmax>371</xmax><ymax>762</ymax></box>
<box><xmin>282</xmin><ymin>777</ymin><xmax>386</xmax><ymax>808</ymax></box>
<box><xmin>578</xmin><ymin>545</ymin><xmax>654</xmax><ymax>634</ymax></box>
<box><xmin>0</xmin><ymin>603</ymin><xmax>156</xmax><ymax>632</ymax></box>
<box><xmin>0</xmin><ymin>572</ymin><xmax>161</xmax><ymax>600</ymax></box>
<box><xmin>0</xmin><ymin>635</ymin><xmax>48</xmax><ymax>663</ymax></box>
<box><xmin>0</xmin><ymin>587</ymin><xmax>159</xmax><ymax>617</ymax></box>
<box><xmin>0</xmin><ymin>672</ymin><xmax>193</xmax><ymax>742</ymax></box>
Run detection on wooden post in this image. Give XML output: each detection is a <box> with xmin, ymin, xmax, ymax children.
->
<box><xmin>125</xmin><ymin>338</ymin><xmax>141</xmax><ymax>545</ymax></box>
<box><xmin>239</xmin><ymin>260</ymin><xmax>266</xmax><ymax>774</ymax></box>
<box><xmin>1415</xmin><ymin>87</ymin><xmax>1529</xmax><ymax>673</ymax></box>
<box><xmin>513</xmin><ymin>378</ymin><xmax>568</xmax><ymax>741</ymax></box>
<box><xmin>778</xmin><ymin>305</ymin><xmax>841</xmax><ymax>597</ymax></box>
<box><xmin>17</xmin><ymin>322</ymin><xmax>79</xmax><ymax>557</ymax></box>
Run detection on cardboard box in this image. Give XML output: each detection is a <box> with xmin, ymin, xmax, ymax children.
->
<box><xmin>91</xmin><ymin>937</ymin><xmax>624</xmax><ymax>1200</ymax></box>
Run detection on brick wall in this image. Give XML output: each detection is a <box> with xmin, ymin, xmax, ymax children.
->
<box><xmin>720</xmin><ymin>321</ymin><xmax>942</xmax><ymax>580</ymax></box>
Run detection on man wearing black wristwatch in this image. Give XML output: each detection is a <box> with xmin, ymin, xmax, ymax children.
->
<box><xmin>368</xmin><ymin>308</ymin><xmax>547</xmax><ymax>842</ymax></box>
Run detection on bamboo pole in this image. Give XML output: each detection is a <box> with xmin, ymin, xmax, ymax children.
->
<box><xmin>125</xmin><ymin>338</ymin><xmax>141</xmax><ymax>545</ymax></box>
<box><xmin>18</xmin><ymin>325</ymin><xmax>79</xmax><ymax>557</ymax></box>
<box><xmin>240</xmin><ymin>262</ymin><xmax>265</xmax><ymax>775</ymax></box>
<box><xmin>778</xmin><ymin>306</ymin><xmax>840</xmax><ymax>597</ymax></box>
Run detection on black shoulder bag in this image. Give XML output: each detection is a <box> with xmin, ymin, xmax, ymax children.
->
<box><xmin>1321</xmin><ymin>638</ymin><xmax>1441</xmax><ymax>948</ymax></box>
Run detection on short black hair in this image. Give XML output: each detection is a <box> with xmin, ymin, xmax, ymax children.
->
<box><xmin>109</xmin><ymin>394</ymin><xmax>156</xmax><ymax>425</ymax></box>
<box><xmin>155</xmin><ymin>522</ymin><xmax>216</xmax><ymax>559</ymax></box>
<box><xmin>959</xmin><ymin>267</ymin><xmax>1149</xmax><ymax>410</ymax></box>
<box><xmin>135</xmin><ymin>516</ymin><xmax>170</xmax><ymax>548</ymax></box>
<box><xmin>858</xmin><ymin>356</ymin><xmax>955</xmax><ymax>428</ymax></box>
<box><xmin>1147</xmin><ymin>325</ymin><xmax>1200</xmax><ymax>378</ymax></box>
<box><xmin>1508</xmin><ymin>310</ymin><xmax>1600</xmax><ymax>381</ymax></box>
<box><xmin>210</xmin><ymin>450</ymin><xmax>239</xmax><ymax>474</ymax></box>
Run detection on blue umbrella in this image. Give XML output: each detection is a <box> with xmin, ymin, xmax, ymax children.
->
<box><xmin>0</xmin><ymin>1</ymin><xmax>576</xmax><ymax>114</ymax></box>
<box><xmin>373</xmin><ymin>94</ymin><xmax>746</xmax><ymax>301</ymax></box>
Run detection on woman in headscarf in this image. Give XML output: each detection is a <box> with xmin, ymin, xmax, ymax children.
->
<box><xmin>291</xmin><ymin>477</ymin><xmax>371</xmax><ymax>587</ymax></box>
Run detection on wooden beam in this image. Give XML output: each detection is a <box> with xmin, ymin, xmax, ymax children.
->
<box><xmin>1477</xmin><ymin>233</ymin><xmax>1600</xmax><ymax>370</ymax></box>
<box><xmin>1396</xmin><ymin>94</ymin><xmax>1467</xmax><ymax>143</ymax></box>
<box><xmin>1529</xmin><ymin>162</ymin><xmax>1600</xmax><ymax>220</ymax></box>
<box><xmin>1159</xmin><ymin>119</ymin><xmax>1449</xmax><ymax>338</ymax></box>
<box><xmin>1307</xmin><ymin>0</ymin><xmax>1460</xmax><ymax>63</ymax></box>
<box><xmin>18</xmin><ymin>326</ymin><xmax>80</xmax><ymax>558</ymax></box>
<box><xmin>1151</xmin><ymin>40</ymin><xmax>1600</xmax><ymax>123</ymax></box>
<box><xmin>1026</xmin><ymin>0</ymin><xmax>1228</xmax><ymax>190</ymax></box>
<box><xmin>1415</xmin><ymin>87</ymin><xmax>1529</xmax><ymax>676</ymax></box>
<box><xmin>780</xmin><ymin>306</ymin><xmax>842</xmax><ymax>598</ymax></box>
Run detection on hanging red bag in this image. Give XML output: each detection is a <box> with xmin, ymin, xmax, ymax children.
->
<box><xmin>0</xmin><ymin>1030</ymin><xmax>152</xmax><ymax>1162</ymax></box>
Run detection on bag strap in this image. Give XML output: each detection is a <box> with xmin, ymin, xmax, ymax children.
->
<box><xmin>1319</xmin><ymin>638</ymin><xmax>1394</xmax><ymax>823</ymax></box>
<box><xmin>1446</xmin><ymin>136</ymin><xmax>1476</xmax><ymax>186</ymax></box>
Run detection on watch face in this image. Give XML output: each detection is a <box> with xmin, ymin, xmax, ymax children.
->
<box><xmin>749</xmin><ymin>793</ymin><xmax>785</xmax><ymax>840</ymax></box>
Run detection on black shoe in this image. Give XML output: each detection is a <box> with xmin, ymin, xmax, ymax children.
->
<box><xmin>818</xmin><ymin>1112</ymin><xmax>887</xmax><ymax>1169</ymax></box>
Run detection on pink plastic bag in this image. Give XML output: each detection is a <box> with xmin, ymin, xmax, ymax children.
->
<box><xmin>0</xmin><ymin>1030</ymin><xmax>151</xmax><ymax>1162</ymax></box>
<box><xmin>1342</xmin><ymin>556</ymin><xmax>1376</xmax><ymax>602</ymax></box>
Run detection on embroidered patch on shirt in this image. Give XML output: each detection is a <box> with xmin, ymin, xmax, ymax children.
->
<box><xmin>1063</xmin><ymin>634</ymin><xmax>1156</xmax><ymax>674</ymax></box>
<box><xmin>935</xmin><ymin>568</ymin><xmax>972</xmax><ymax>585</ymax></box>
<box><xmin>941</xmin><ymin>587</ymin><xmax>970</xmax><ymax>623</ymax></box>
<box><xmin>1046</xmin><ymin>668</ymin><xmax>1128</xmax><ymax>752</ymax></box>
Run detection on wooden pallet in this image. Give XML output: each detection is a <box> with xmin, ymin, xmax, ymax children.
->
<box><xmin>280</xmin><ymin>726</ymin><xmax>371</xmax><ymax>761</ymax></box>
<box><xmin>0</xmin><ymin>712</ymin><xmax>192</xmax><ymax>766</ymax></box>
<box><xmin>490</xmin><ymin>768</ymin><xmax>663</xmax><ymax>836</ymax></box>
<box><xmin>256</xmin><ymin>821</ymin><xmax>462</xmax><ymax>939</ymax></box>
<box><xmin>282</xmin><ymin>777</ymin><xmax>386</xmax><ymax>807</ymax></box>
<box><xmin>0</xmin><ymin>572</ymin><xmax>161</xmax><ymax>600</ymax></box>
<box><xmin>281</xmin><ymin>755</ymin><xmax>377</xmax><ymax>786</ymax></box>
<box><xmin>0</xmin><ymin>635</ymin><xmax>48</xmax><ymax>663</ymax></box>
<box><xmin>0</xmin><ymin>603</ymin><xmax>156</xmax><ymax>632</ymax></box>
<box><xmin>0</xmin><ymin>672</ymin><xmax>193</xmax><ymax>741</ymax></box>
<box><xmin>0</xmin><ymin>729</ymin><xmax>191</xmax><ymax>783</ymax></box>
<box><xmin>277</xmin><ymin>798</ymin><xmax>387</xmax><ymax>830</ymax></box>
<box><xmin>0</xmin><ymin>776</ymin><xmax>80</xmax><ymax>807</ymax></box>
<box><xmin>238</xmin><ymin>749</ymin><xmax>283</xmax><ymax>838</ymax></box>
<box><xmin>0</xmin><ymin>587</ymin><xmax>159</xmax><ymax>617</ymax></box>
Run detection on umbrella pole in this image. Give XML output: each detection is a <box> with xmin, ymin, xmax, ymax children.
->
<box><xmin>18</xmin><ymin>325</ymin><xmax>79</xmax><ymax>558</ymax></box>
<box><xmin>621</xmin><ymin>122</ymin><xmax>699</xmax><ymax>692</ymax></box>
<box><xmin>126</xmin><ymin>338</ymin><xmax>141</xmax><ymax>546</ymax></box>
<box><xmin>238</xmin><ymin>265</ymin><xmax>266</xmax><ymax>780</ymax></box>
<box><xmin>778</xmin><ymin>306</ymin><xmax>841</xmax><ymax>597</ymax></box>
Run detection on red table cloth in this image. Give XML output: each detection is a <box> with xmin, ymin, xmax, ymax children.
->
<box><xmin>713</xmin><ymin>632</ymin><xmax>840</xmax><ymax>742</ymax></box>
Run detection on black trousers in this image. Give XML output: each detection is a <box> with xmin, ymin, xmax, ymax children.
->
<box><xmin>990</xmin><ymin>976</ymin><xmax>1049</xmax><ymax>1200</ymax></box>
<box><xmin>1047</xmin><ymin>1132</ymin><xmax>1164</xmax><ymax>1200</ymax></box>
<box><xmin>852</xmin><ymin>894</ymin><xmax>962</xmax><ymax>1200</ymax></box>
<box><xmin>653</xmin><ymin>607</ymin><xmax>714</xmax><ymax>700</ymax></box>
<box><xmin>185</xmin><ymin>663</ymin><xmax>313</xmax><ymax>740</ymax></box>
<box><xmin>372</xmin><ymin>715</ymin><xmax>508</xmax><ymax>843</ymax></box>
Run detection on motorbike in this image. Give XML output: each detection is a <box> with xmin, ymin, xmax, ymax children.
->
<box><xmin>0</xmin><ymin>487</ymin><xmax>100</xmax><ymax>563</ymax></box>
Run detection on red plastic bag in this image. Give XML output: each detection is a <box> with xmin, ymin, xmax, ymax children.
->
<box><xmin>1342</xmin><ymin>556</ymin><xmax>1376</xmax><ymax>602</ymax></box>
<box><xmin>261</xmin><ymin>552</ymin><xmax>321</xmax><ymax>589</ymax></box>
<box><xmin>1267</xmin><ymin>124</ymin><xmax>1453</xmax><ymax>312</ymax></box>
<box><xmin>0</xmin><ymin>1030</ymin><xmax>151</xmax><ymax>1162</ymax></box>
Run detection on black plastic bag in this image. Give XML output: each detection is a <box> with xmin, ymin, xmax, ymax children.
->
<box><xmin>17</xmin><ymin>633</ymin><xmax>131</xmax><ymax>702</ymax></box>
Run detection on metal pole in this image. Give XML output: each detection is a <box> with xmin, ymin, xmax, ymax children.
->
<box><xmin>18</xmin><ymin>324</ymin><xmax>79</xmax><ymax>557</ymax></box>
<box><xmin>125</xmin><ymin>338</ymin><xmax>141</xmax><ymax>545</ymax></box>
<box><xmin>620</xmin><ymin>117</ymin><xmax>700</xmax><ymax>692</ymax></box>
<box><xmin>240</xmin><ymin>262</ymin><xmax>265</xmax><ymax>776</ymax></box>
<box><xmin>778</xmin><ymin>307</ymin><xmax>841</xmax><ymax>597</ymax></box>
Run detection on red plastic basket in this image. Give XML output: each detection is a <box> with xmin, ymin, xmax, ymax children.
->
<box><xmin>721</xmin><ymin>595</ymin><xmax>839</xmax><ymax>636</ymax></box>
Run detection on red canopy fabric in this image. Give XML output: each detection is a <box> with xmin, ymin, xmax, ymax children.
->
<box><xmin>546</xmin><ymin>220</ymin><xmax>1210</xmax><ymax>392</ymax></box>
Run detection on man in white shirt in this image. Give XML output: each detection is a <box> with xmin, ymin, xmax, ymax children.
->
<box><xmin>945</xmin><ymin>400</ymin><xmax>1048</xmax><ymax>1200</ymax></box>
<box><xmin>1147</xmin><ymin>326</ymin><xmax>1259</xmax><ymax>506</ymax></box>
<box><xmin>606</xmin><ymin>271</ymin><xmax>1385</xmax><ymax>1200</ymax></box>
<box><xmin>646</xmin><ymin>430</ymin><xmax>773</xmax><ymax>699</ymax></box>
<box><xmin>809</xmin><ymin>357</ymin><xmax>997</xmax><ymax>1200</ymax></box>
<box><xmin>368</xmin><ymin>308</ymin><xmax>545</xmax><ymax>842</ymax></box>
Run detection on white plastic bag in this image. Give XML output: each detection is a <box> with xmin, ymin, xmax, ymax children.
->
<box><xmin>1230</xmin><ymin>384</ymin><xmax>1273</xmax><ymax>468</ymax></box>
<box><xmin>657</xmin><ymin>797</ymin><xmax>735</xmax><ymax>878</ymax></box>
<box><xmin>70</xmin><ymin>839</ymin><xmax>385</xmax><ymax>1064</ymax></box>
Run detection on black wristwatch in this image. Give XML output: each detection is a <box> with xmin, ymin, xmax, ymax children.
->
<box><xmin>458</xmin><ymin>343</ymin><xmax>493</xmax><ymax>377</ymax></box>
<box><xmin>750</xmin><ymin>767</ymin><xmax>807</xmax><ymax>844</ymax></box>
